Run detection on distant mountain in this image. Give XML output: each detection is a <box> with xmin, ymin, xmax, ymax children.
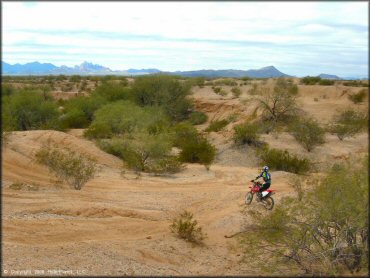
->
<box><xmin>3</xmin><ymin>61</ymin><xmax>364</xmax><ymax>79</ymax></box>
<box><xmin>2</xmin><ymin>61</ymin><xmax>57</xmax><ymax>74</ymax></box>
<box><xmin>318</xmin><ymin>73</ymin><xmax>341</xmax><ymax>80</ymax></box>
<box><xmin>127</xmin><ymin>68</ymin><xmax>161</xmax><ymax>74</ymax></box>
<box><xmin>1</xmin><ymin>61</ymin><xmax>161</xmax><ymax>76</ymax></box>
<box><xmin>164</xmin><ymin>66</ymin><xmax>291</xmax><ymax>78</ymax></box>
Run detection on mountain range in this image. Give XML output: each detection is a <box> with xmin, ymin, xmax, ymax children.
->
<box><xmin>1</xmin><ymin>61</ymin><xmax>366</xmax><ymax>80</ymax></box>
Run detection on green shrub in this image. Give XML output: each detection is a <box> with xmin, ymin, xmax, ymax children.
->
<box><xmin>69</xmin><ymin>75</ymin><xmax>82</xmax><ymax>83</ymax></box>
<box><xmin>231</xmin><ymin>86</ymin><xmax>242</xmax><ymax>98</ymax></box>
<box><xmin>92</xmin><ymin>82</ymin><xmax>133</xmax><ymax>102</ymax></box>
<box><xmin>172</xmin><ymin>122</ymin><xmax>199</xmax><ymax>147</ymax></box>
<box><xmin>170</xmin><ymin>210</ymin><xmax>206</xmax><ymax>244</ymax></box>
<box><xmin>289</xmin><ymin>117</ymin><xmax>325</xmax><ymax>152</ymax></box>
<box><xmin>60</xmin><ymin>108</ymin><xmax>89</xmax><ymax>129</ymax></box>
<box><xmin>348</xmin><ymin>89</ymin><xmax>367</xmax><ymax>104</ymax></box>
<box><xmin>2</xmin><ymin>83</ymin><xmax>16</xmax><ymax>96</ymax></box>
<box><xmin>257</xmin><ymin>81</ymin><xmax>300</xmax><ymax>122</ymax></box>
<box><xmin>301</xmin><ymin>76</ymin><xmax>321</xmax><ymax>85</ymax></box>
<box><xmin>189</xmin><ymin>111</ymin><xmax>208</xmax><ymax>125</ymax></box>
<box><xmin>179</xmin><ymin>136</ymin><xmax>216</xmax><ymax>168</ymax></box>
<box><xmin>85</xmin><ymin>101</ymin><xmax>170</xmax><ymax>139</ymax></box>
<box><xmin>99</xmin><ymin>133</ymin><xmax>174</xmax><ymax>173</ymax></box>
<box><xmin>318</xmin><ymin>79</ymin><xmax>335</xmax><ymax>86</ymax></box>
<box><xmin>257</xmin><ymin>146</ymin><xmax>311</xmax><ymax>174</ymax></box>
<box><xmin>145</xmin><ymin>156</ymin><xmax>184</xmax><ymax>174</ymax></box>
<box><xmin>329</xmin><ymin>109</ymin><xmax>368</xmax><ymax>140</ymax></box>
<box><xmin>35</xmin><ymin>145</ymin><xmax>98</xmax><ymax>190</ymax></box>
<box><xmin>343</xmin><ymin>80</ymin><xmax>368</xmax><ymax>87</ymax></box>
<box><xmin>212</xmin><ymin>86</ymin><xmax>227</xmax><ymax>96</ymax></box>
<box><xmin>274</xmin><ymin>78</ymin><xmax>298</xmax><ymax>95</ymax></box>
<box><xmin>233</xmin><ymin>122</ymin><xmax>260</xmax><ymax>145</ymax></box>
<box><xmin>186</xmin><ymin>77</ymin><xmax>205</xmax><ymax>88</ymax></box>
<box><xmin>214</xmin><ymin>79</ymin><xmax>238</xmax><ymax>86</ymax></box>
<box><xmin>205</xmin><ymin>119</ymin><xmax>229</xmax><ymax>132</ymax></box>
<box><xmin>63</xmin><ymin>95</ymin><xmax>107</xmax><ymax>126</ymax></box>
<box><xmin>132</xmin><ymin>75</ymin><xmax>192</xmax><ymax>121</ymax></box>
<box><xmin>2</xmin><ymin>89</ymin><xmax>61</xmax><ymax>131</ymax></box>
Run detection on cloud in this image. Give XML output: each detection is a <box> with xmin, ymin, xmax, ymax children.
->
<box><xmin>2</xmin><ymin>1</ymin><xmax>368</xmax><ymax>76</ymax></box>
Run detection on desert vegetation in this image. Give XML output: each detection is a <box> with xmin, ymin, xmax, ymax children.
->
<box><xmin>241</xmin><ymin>158</ymin><xmax>368</xmax><ymax>275</ymax></box>
<box><xmin>328</xmin><ymin>109</ymin><xmax>368</xmax><ymax>140</ymax></box>
<box><xmin>348</xmin><ymin>89</ymin><xmax>367</xmax><ymax>104</ymax></box>
<box><xmin>170</xmin><ymin>211</ymin><xmax>206</xmax><ymax>244</ymax></box>
<box><xmin>289</xmin><ymin>117</ymin><xmax>325</xmax><ymax>152</ymax></box>
<box><xmin>35</xmin><ymin>144</ymin><xmax>98</xmax><ymax>190</ymax></box>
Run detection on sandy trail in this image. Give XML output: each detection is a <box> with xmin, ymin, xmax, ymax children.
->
<box><xmin>2</xmin><ymin>130</ymin><xmax>295</xmax><ymax>275</ymax></box>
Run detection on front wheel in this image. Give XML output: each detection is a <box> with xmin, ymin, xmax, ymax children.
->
<box><xmin>262</xmin><ymin>196</ymin><xmax>274</xmax><ymax>210</ymax></box>
<box><xmin>245</xmin><ymin>192</ymin><xmax>253</xmax><ymax>205</ymax></box>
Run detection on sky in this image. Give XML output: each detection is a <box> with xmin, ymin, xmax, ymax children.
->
<box><xmin>2</xmin><ymin>1</ymin><xmax>369</xmax><ymax>77</ymax></box>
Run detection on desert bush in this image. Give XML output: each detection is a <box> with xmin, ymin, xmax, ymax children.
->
<box><xmin>63</xmin><ymin>95</ymin><xmax>107</xmax><ymax>128</ymax></box>
<box><xmin>132</xmin><ymin>75</ymin><xmax>192</xmax><ymax>121</ymax></box>
<box><xmin>145</xmin><ymin>156</ymin><xmax>184</xmax><ymax>174</ymax></box>
<box><xmin>2</xmin><ymin>89</ymin><xmax>61</xmax><ymax>131</ymax></box>
<box><xmin>2</xmin><ymin>83</ymin><xmax>16</xmax><ymax>96</ymax></box>
<box><xmin>69</xmin><ymin>75</ymin><xmax>81</xmax><ymax>83</ymax></box>
<box><xmin>60</xmin><ymin>108</ymin><xmax>89</xmax><ymax>129</ymax></box>
<box><xmin>186</xmin><ymin>77</ymin><xmax>205</xmax><ymax>88</ymax></box>
<box><xmin>188</xmin><ymin>111</ymin><xmax>208</xmax><ymax>125</ymax></box>
<box><xmin>231</xmin><ymin>86</ymin><xmax>242</xmax><ymax>98</ymax></box>
<box><xmin>329</xmin><ymin>109</ymin><xmax>368</xmax><ymax>140</ymax></box>
<box><xmin>205</xmin><ymin>119</ymin><xmax>229</xmax><ymax>132</ymax></box>
<box><xmin>289</xmin><ymin>117</ymin><xmax>325</xmax><ymax>152</ymax></box>
<box><xmin>35</xmin><ymin>145</ymin><xmax>98</xmax><ymax>190</ymax></box>
<box><xmin>318</xmin><ymin>79</ymin><xmax>335</xmax><ymax>86</ymax></box>
<box><xmin>170</xmin><ymin>210</ymin><xmax>206</xmax><ymax>244</ymax></box>
<box><xmin>92</xmin><ymin>82</ymin><xmax>133</xmax><ymax>102</ymax></box>
<box><xmin>343</xmin><ymin>80</ymin><xmax>368</xmax><ymax>87</ymax></box>
<box><xmin>301</xmin><ymin>76</ymin><xmax>321</xmax><ymax>85</ymax></box>
<box><xmin>99</xmin><ymin>132</ymin><xmax>175</xmax><ymax>173</ymax></box>
<box><xmin>233</xmin><ymin>122</ymin><xmax>261</xmax><ymax>146</ymax></box>
<box><xmin>172</xmin><ymin>122</ymin><xmax>199</xmax><ymax>147</ymax></box>
<box><xmin>256</xmin><ymin>79</ymin><xmax>300</xmax><ymax>122</ymax></box>
<box><xmin>240</xmin><ymin>158</ymin><xmax>368</xmax><ymax>275</ymax></box>
<box><xmin>179</xmin><ymin>136</ymin><xmax>216</xmax><ymax>168</ymax></box>
<box><xmin>314</xmin><ymin>97</ymin><xmax>319</xmax><ymax>102</ymax></box>
<box><xmin>257</xmin><ymin>146</ymin><xmax>311</xmax><ymax>174</ymax></box>
<box><xmin>56</xmin><ymin>75</ymin><xmax>67</xmax><ymax>81</ymax></box>
<box><xmin>348</xmin><ymin>89</ymin><xmax>367</xmax><ymax>104</ymax></box>
<box><xmin>85</xmin><ymin>101</ymin><xmax>170</xmax><ymax>139</ymax></box>
<box><xmin>274</xmin><ymin>78</ymin><xmax>298</xmax><ymax>95</ymax></box>
<box><xmin>212</xmin><ymin>86</ymin><xmax>227</xmax><ymax>96</ymax></box>
<box><xmin>214</xmin><ymin>79</ymin><xmax>238</xmax><ymax>86</ymax></box>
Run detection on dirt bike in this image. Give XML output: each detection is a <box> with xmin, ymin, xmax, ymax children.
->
<box><xmin>245</xmin><ymin>180</ymin><xmax>275</xmax><ymax>210</ymax></box>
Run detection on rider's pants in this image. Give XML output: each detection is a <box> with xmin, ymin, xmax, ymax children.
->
<box><xmin>259</xmin><ymin>182</ymin><xmax>271</xmax><ymax>192</ymax></box>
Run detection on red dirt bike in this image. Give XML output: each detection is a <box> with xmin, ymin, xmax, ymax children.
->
<box><xmin>245</xmin><ymin>180</ymin><xmax>275</xmax><ymax>210</ymax></box>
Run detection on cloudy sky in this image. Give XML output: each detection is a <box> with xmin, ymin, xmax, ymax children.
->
<box><xmin>2</xmin><ymin>1</ymin><xmax>368</xmax><ymax>77</ymax></box>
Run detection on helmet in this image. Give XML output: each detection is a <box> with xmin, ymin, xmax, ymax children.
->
<box><xmin>262</xmin><ymin>165</ymin><xmax>269</xmax><ymax>172</ymax></box>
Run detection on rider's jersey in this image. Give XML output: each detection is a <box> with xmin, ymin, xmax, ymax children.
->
<box><xmin>256</xmin><ymin>171</ymin><xmax>271</xmax><ymax>183</ymax></box>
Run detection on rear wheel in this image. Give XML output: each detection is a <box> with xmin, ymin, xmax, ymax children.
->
<box><xmin>245</xmin><ymin>192</ymin><xmax>253</xmax><ymax>205</ymax></box>
<box><xmin>262</xmin><ymin>196</ymin><xmax>274</xmax><ymax>210</ymax></box>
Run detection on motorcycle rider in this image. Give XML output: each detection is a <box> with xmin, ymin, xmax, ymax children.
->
<box><xmin>253</xmin><ymin>166</ymin><xmax>271</xmax><ymax>199</ymax></box>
